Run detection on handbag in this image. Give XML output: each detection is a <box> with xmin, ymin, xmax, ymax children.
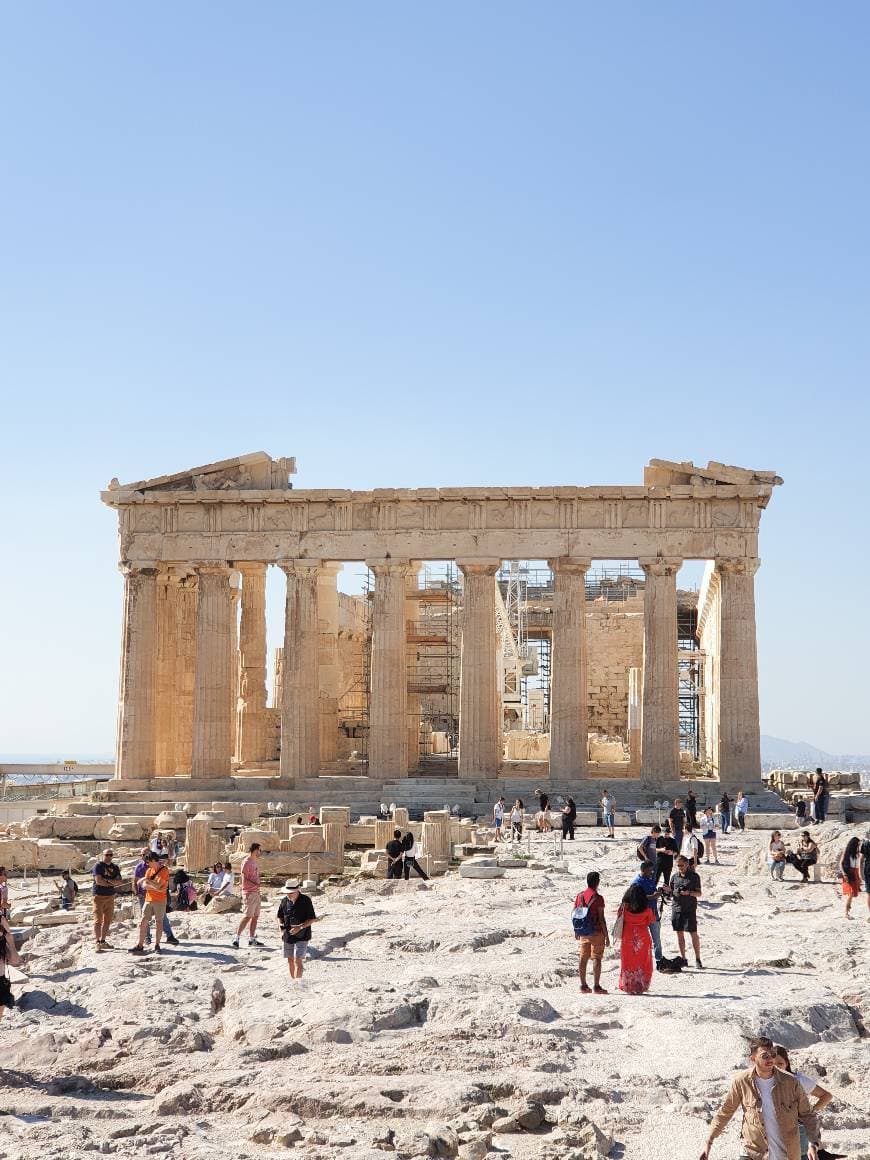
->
<box><xmin>611</xmin><ymin>906</ymin><xmax>624</xmax><ymax>941</ymax></box>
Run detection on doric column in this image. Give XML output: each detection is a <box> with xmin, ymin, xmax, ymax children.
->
<box><xmin>628</xmin><ymin>666</ymin><xmax>642</xmax><ymax>774</ymax></box>
<box><xmin>639</xmin><ymin>558</ymin><xmax>682</xmax><ymax>784</ymax></box>
<box><xmin>548</xmin><ymin>558</ymin><xmax>591</xmax><ymax>779</ymax></box>
<box><xmin>191</xmin><ymin>564</ymin><xmax>235</xmax><ymax>777</ymax></box>
<box><xmin>405</xmin><ymin>563</ymin><xmax>422</xmax><ymax>772</ymax></box>
<box><xmin>229</xmin><ymin>573</ymin><xmax>241</xmax><ymax>761</ymax></box>
<box><xmin>368</xmin><ymin>560</ymin><xmax>410</xmax><ymax>778</ymax></box>
<box><xmin>236</xmin><ymin>563</ymin><xmax>269</xmax><ymax>765</ymax></box>
<box><xmin>154</xmin><ymin>568</ymin><xmax>177</xmax><ymax>777</ymax></box>
<box><xmin>115</xmin><ymin>565</ymin><xmax>158</xmax><ymax>781</ymax></box>
<box><xmin>458</xmin><ymin>560</ymin><xmax>501</xmax><ymax>779</ymax></box>
<box><xmin>172</xmin><ymin>569</ymin><xmax>197</xmax><ymax>774</ymax></box>
<box><xmin>716</xmin><ymin>558</ymin><xmax>761</xmax><ymax>782</ymax></box>
<box><xmin>317</xmin><ymin>564</ymin><xmax>342</xmax><ymax>767</ymax></box>
<box><xmin>279</xmin><ymin>561</ymin><xmax>321</xmax><ymax>780</ymax></box>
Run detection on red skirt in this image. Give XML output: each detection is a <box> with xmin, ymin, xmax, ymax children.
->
<box><xmin>618</xmin><ymin>910</ymin><xmax>654</xmax><ymax>994</ymax></box>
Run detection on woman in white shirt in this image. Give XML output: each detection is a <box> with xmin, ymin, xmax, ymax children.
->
<box><xmin>768</xmin><ymin>831</ymin><xmax>787</xmax><ymax>880</ymax></box>
<box><xmin>204</xmin><ymin>862</ymin><xmax>233</xmax><ymax>905</ymax></box>
<box><xmin>773</xmin><ymin>1043</ymin><xmax>833</xmax><ymax>1160</ymax></box>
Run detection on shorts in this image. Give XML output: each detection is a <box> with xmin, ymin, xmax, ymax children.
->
<box><xmin>93</xmin><ymin>895</ymin><xmax>115</xmax><ymax>924</ymax></box>
<box><xmin>702</xmin><ymin>830</ymin><xmax>715</xmax><ymax>841</ymax></box>
<box><xmin>672</xmin><ymin>911</ymin><xmax>698</xmax><ymax>933</ymax></box>
<box><xmin>282</xmin><ymin>940</ymin><xmax>309</xmax><ymax>960</ymax></box>
<box><xmin>577</xmin><ymin>934</ymin><xmax>606</xmax><ymax>960</ymax></box>
<box><xmin>495</xmin><ymin>819</ymin><xmax>502</xmax><ymax>829</ymax></box>
<box><xmin>243</xmin><ymin>890</ymin><xmax>261</xmax><ymax>918</ymax></box>
<box><xmin>603</xmin><ymin>813</ymin><xmax>614</xmax><ymax>827</ymax></box>
<box><xmin>142</xmin><ymin>900</ymin><xmax>167</xmax><ymax>927</ymax></box>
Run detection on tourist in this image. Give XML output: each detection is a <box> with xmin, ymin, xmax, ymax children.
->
<box><xmin>813</xmin><ymin>769</ymin><xmax>829</xmax><ymax>824</ymax></box>
<box><xmin>510</xmin><ymin>799</ymin><xmax>524</xmax><ymax>840</ymax></box>
<box><xmin>535</xmin><ymin>805</ymin><xmax>552</xmax><ymax>832</ymax></box>
<box><xmin>701</xmin><ymin>807</ymin><xmax>720</xmax><ymax>864</ymax></box>
<box><xmin>768</xmin><ymin>830</ymin><xmax>788</xmax><ymax>881</ymax></box>
<box><xmin>718</xmin><ymin>792</ymin><xmax>731</xmax><ymax>834</ymax></box>
<box><xmin>56</xmin><ymin>870</ymin><xmax>79</xmax><ymax>910</ymax></box>
<box><xmin>307</xmin><ymin>805</ymin><xmax>319</xmax><ymax>825</ymax></box>
<box><xmin>573</xmin><ymin>870</ymin><xmax>609</xmax><ymax>995</ymax></box>
<box><xmin>385</xmin><ymin>828</ymin><xmax>405</xmax><ymax>879</ymax></box>
<box><xmin>839</xmin><ymin>835</ymin><xmax>861</xmax><ymax>918</ymax></box>
<box><xmin>535</xmin><ymin>787</ymin><xmax>550</xmax><ymax>814</ymax></box>
<box><xmin>600</xmin><ymin>790</ymin><xmax>616</xmax><ymax>838</ymax></box>
<box><xmin>233</xmin><ymin>842</ymin><xmax>265</xmax><ymax>948</ymax></box>
<box><xmin>277</xmin><ymin>879</ymin><xmax>319</xmax><ymax>981</ymax></box>
<box><xmin>735</xmin><ymin>791</ymin><xmax>749</xmax><ymax>831</ymax></box>
<box><xmin>630</xmin><ymin>860</ymin><xmax>663</xmax><ymax>963</ymax></box>
<box><xmin>654</xmin><ymin>821</ymin><xmax>678</xmax><ymax>887</ymax></box>
<box><xmin>635</xmin><ymin>824</ymin><xmax>661</xmax><ymax>865</ymax></box>
<box><xmin>0</xmin><ymin>870</ymin><xmax>22</xmax><ymax>1022</ymax></box>
<box><xmin>149</xmin><ymin>831</ymin><xmax>167</xmax><ymax>858</ymax></box>
<box><xmin>700</xmin><ymin>1035</ymin><xmax>820</xmax><ymax>1160</ymax></box>
<box><xmin>669</xmin><ymin>798</ymin><xmax>686</xmax><ymax>849</ymax></box>
<box><xmin>171</xmin><ymin>866</ymin><xmax>197</xmax><ymax>911</ymax></box>
<box><xmin>794</xmin><ymin>796</ymin><xmax>807</xmax><ymax>825</ymax></box>
<box><xmin>860</xmin><ymin>830</ymin><xmax>870</xmax><ymax>916</ymax></box>
<box><xmin>92</xmin><ymin>847</ymin><xmax>122</xmax><ymax>953</ymax></box>
<box><xmin>680</xmin><ymin>823</ymin><xmax>703</xmax><ymax>869</ymax></box>
<box><xmin>785</xmin><ymin>830</ymin><xmax>819</xmax><ymax>884</ymax></box>
<box><xmin>668</xmin><ymin>853</ymin><xmax>703</xmax><ymax>969</ymax></box>
<box><xmin>685</xmin><ymin>789</ymin><xmax>699</xmax><ymax>830</ymax></box>
<box><xmin>561</xmin><ymin>797</ymin><xmax>577</xmax><ymax>841</ymax></box>
<box><xmin>617</xmin><ymin>883</ymin><xmax>656</xmax><ymax>994</ymax></box>
<box><xmin>133</xmin><ymin>847</ymin><xmax>178</xmax><ymax>945</ymax></box>
<box><xmin>773</xmin><ymin>1044</ymin><xmax>834</xmax><ymax>1154</ymax></box>
<box><xmin>129</xmin><ymin>852</ymin><xmax>170</xmax><ymax>955</ymax></box>
<box><xmin>204</xmin><ymin>861</ymin><xmax>232</xmax><ymax>905</ymax></box>
<box><xmin>401</xmin><ymin>832</ymin><xmax>429</xmax><ymax>880</ymax></box>
<box><xmin>492</xmin><ymin>796</ymin><xmax>506</xmax><ymax>841</ymax></box>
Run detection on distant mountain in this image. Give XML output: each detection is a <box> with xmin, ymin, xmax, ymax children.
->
<box><xmin>761</xmin><ymin>734</ymin><xmax>870</xmax><ymax>775</ymax></box>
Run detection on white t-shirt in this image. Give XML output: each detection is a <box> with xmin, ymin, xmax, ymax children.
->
<box><xmin>794</xmin><ymin>1070</ymin><xmax>816</xmax><ymax>1095</ymax></box>
<box><xmin>494</xmin><ymin>802</ymin><xmax>504</xmax><ymax>822</ymax></box>
<box><xmin>755</xmin><ymin>1075</ymin><xmax>787</xmax><ymax>1160</ymax></box>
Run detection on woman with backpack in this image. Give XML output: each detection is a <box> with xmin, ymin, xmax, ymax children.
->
<box><xmin>617</xmin><ymin>883</ymin><xmax>656</xmax><ymax>995</ymax></box>
<box><xmin>401</xmin><ymin>832</ymin><xmax>429</xmax><ymax>881</ymax></box>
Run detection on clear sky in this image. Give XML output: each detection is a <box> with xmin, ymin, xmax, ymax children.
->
<box><xmin>2</xmin><ymin>2</ymin><xmax>869</xmax><ymax>758</ymax></box>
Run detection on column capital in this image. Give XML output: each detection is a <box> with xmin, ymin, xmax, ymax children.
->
<box><xmin>191</xmin><ymin>562</ymin><xmax>232</xmax><ymax>577</ymax></box>
<box><xmin>119</xmin><ymin>562</ymin><xmax>159</xmax><ymax>577</ymax></box>
<box><xmin>549</xmin><ymin>557</ymin><xmax>592</xmax><ymax>574</ymax></box>
<box><xmin>456</xmin><ymin>559</ymin><xmax>501</xmax><ymax>576</ymax></box>
<box><xmin>366</xmin><ymin>559</ymin><xmax>411</xmax><ymax>575</ymax></box>
<box><xmin>638</xmin><ymin>557</ymin><xmax>682</xmax><ymax>577</ymax></box>
<box><xmin>235</xmin><ymin>561</ymin><xmax>268</xmax><ymax>577</ymax></box>
<box><xmin>715</xmin><ymin>557</ymin><xmax>761</xmax><ymax>576</ymax></box>
<box><xmin>278</xmin><ymin>559</ymin><xmax>322</xmax><ymax>578</ymax></box>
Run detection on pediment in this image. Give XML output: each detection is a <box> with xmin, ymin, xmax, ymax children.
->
<box><xmin>107</xmin><ymin>453</ymin><xmax>296</xmax><ymax>494</ymax></box>
<box><xmin>644</xmin><ymin>459</ymin><xmax>783</xmax><ymax>488</ymax></box>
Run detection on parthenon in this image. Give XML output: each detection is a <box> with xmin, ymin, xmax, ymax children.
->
<box><xmin>102</xmin><ymin>454</ymin><xmax>782</xmax><ymax>793</ymax></box>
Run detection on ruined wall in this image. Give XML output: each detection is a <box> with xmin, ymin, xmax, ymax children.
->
<box><xmin>585</xmin><ymin>596</ymin><xmax>645</xmax><ymax>739</ymax></box>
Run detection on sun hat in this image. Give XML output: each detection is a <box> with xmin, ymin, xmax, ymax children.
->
<box><xmin>283</xmin><ymin>879</ymin><xmax>301</xmax><ymax>892</ymax></box>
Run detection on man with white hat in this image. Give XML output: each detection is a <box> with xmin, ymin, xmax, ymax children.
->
<box><xmin>276</xmin><ymin>880</ymin><xmax>318</xmax><ymax>981</ymax></box>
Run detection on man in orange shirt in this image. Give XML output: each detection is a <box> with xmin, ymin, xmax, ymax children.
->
<box><xmin>129</xmin><ymin>853</ymin><xmax>170</xmax><ymax>955</ymax></box>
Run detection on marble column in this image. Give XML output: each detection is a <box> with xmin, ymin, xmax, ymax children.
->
<box><xmin>628</xmin><ymin>666</ymin><xmax>642</xmax><ymax>774</ymax></box>
<box><xmin>716</xmin><ymin>558</ymin><xmax>762</xmax><ymax>783</ymax></box>
<box><xmin>229</xmin><ymin>574</ymin><xmax>241</xmax><ymax>761</ymax></box>
<box><xmin>548</xmin><ymin>558</ymin><xmax>591</xmax><ymax>779</ymax></box>
<box><xmin>317</xmin><ymin>563</ymin><xmax>342</xmax><ymax>767</ymax></box>
<box><xmin>405</xmin><ymin>563</ymin><xmax>422</xmax><ymax>772</ymax></box>
<box><xmin>115</xmin><ymin>565</ymin><xmax>158</xmax><ymax>781</ymax></box>
<box><xmin>191</xmin><ymin>564</ymin><xmax>235</xmax><ymax>778</ymax></box>
<box><xmin>172</xmin><ymin>569</ymin><xmax>197</xmax><ymax>775</ymax></box>
<box><xmin>236</xmin><ymin>563</ymin><xmax>269</xmax><ymax>766</ymax></box>
<box><xmin>639</xmin><ymin>558</ymin><xmax>682</xmax><ymax>784</ymax></box>
<box><xmin>458</xmin><ymin>560</ymin><xmax>501</xmax><ymax>779</ymax></box>
<box><xmin>279</xmin><ymin>561</ymin><xmax>321</xmax><ymax>780</ymax></box>
<box><xmin>368</xmin><ymin>560</ymin><xmax>410</xmax><ymax>778</ymax></box>
<box><xmin>154</xmin><ymin>569</ymin><xmax>177</xmax><ymax>777</ymax></box>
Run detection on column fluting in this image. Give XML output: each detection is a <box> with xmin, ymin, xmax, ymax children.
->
<box><xmin>548</xmin><ymin>558</ymin><xmax>591</xmax><ymax>779</ymax></box>
<box><xmin>368</xmin><ymin>560</ymin><xmax>410</xmax><ymax>778</ymax></box>
<box><xmin>279</xmin><ymin>561</ymin><xmax>321</xmax><ymax>780</ymax></box>
<box><xmin>115</xmin><ymin>565</ymin><xmax>158</xmax><ymax>781</ymax></box>
<box><xmin>191</xmin><ymin>564</ymin><xmax>235</xmax><ymax>778</ymax></box>
<box><xmin>639</xmin><ymin>558</ymin><xmax>682</xmax><ymax>785</ymax></box>
<box><xmin>458</xmin><ymin>560</ymin><xmax>502</xmax><ymax>779</ymax></box>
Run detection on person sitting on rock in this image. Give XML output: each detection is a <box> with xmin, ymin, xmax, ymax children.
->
<box><xmin>785</xmin><ymin>830</ymin><xmax>818</xmax><ymax>884</ymax></box>
<box><xmin>768</xmin><ymin>831</ymin><xmax>788</xmax><ymax>881</ymax></box>
<box><xmin>56</xmin><ymin>870</ymin><xmax>79</xmax><ymax>911</ymax></box>
<box><xmin>204</xmin><ymin>862</ymin><xmax>232</xmax><ymax>905</ymax></box>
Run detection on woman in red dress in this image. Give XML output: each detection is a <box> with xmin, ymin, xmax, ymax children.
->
<box><xmin>618</xmin><ymin>883</ymin><xmax>655</xmax><ymax>995</ymax></box>
<box><xmin>840</xmin><ymin>836</ymin><xmax>862</xmax><ymax>918</ymax></box>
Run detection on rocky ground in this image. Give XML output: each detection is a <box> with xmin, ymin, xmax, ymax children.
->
<box><xmin>1</xmin><ymin>821</ymin><xmax>869</xmax><ymax>1160</ymax></box>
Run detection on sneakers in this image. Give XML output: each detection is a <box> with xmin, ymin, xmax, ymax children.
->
<box><xmin>695</xmin><ymin>959</ymin><xmax>704</xmax><ymax>969</ymax></box>
<box><xmin>154</xmin><ymin>945</ymin><xmax>162</xmax><ymax>954</ymax></box>
<box><xmin>248</xmin><ymin>938</ymin><xmax>265</xmax><ymax>948</ymax></box>
<box><xmin>593</xmin><ymin>986</ymin><xmax>609</xmax><ymax>994</ymax></box>
<box><xmin>677</xmin><ymin>956</ymin><xmax>689</xmax><ymax>968</ymax></box>
<box><xmin>95</xmin><ymin>943</ymin><xmax>105</xmax><ymax>954</ymax></box>
<box><xmin>99</xmin><ymin>940</ymin><xmax>114</xmax><ymax>950</ymax></box>
<box><xmin>580</xmin><ymin>984</ymin><xmax>592</xmax><ymax>994</ymax></box>
<box><xmin>166</xmin><ymin>936</ymin><xmax>180</xmax><ymax>946</ymax></box>
<box><xmin>128</xmin><ymin>946</ymin><xmax>146</xmax><ymax>955</ymax></box>
<box><xmin>231</xmin><ymin>938</ymin><xmax>240</xmax><ymax>949</ymax></box>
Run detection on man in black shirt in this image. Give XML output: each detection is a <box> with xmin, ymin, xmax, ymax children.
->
<box><xmin>654</xmin><ymin>826</ymin><xmax>678</xmax><ymax>887</ymax></box>
<box><xmin>92</xmin><ymin>848</ymin><xmax>122</xmax><ymax>952</ymax></box>
<box><xmin>669</xmin><ymin>854</ymin><xmax>703</xmax><ymax>969</ymax></box>
<box><xmin>385</xmin><ymin>828</ymin><xmax>405</xmax><ymax>879</ymax></box>
<box><xmin>669</xmin><ymin>799</ymin><xmax>686</xmax><ymax>849</ymax></box>
<box><xmin>685</xmin><ymin>790</ymin><xmax>698</xmax><ymax>830</ymax></box>
<box><xmin>277</xmin><ymin>879</ymin><xmax>318</xmax><ymax>980</ymax></box>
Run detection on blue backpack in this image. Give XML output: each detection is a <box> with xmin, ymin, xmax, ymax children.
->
<box><xmin>572</xmin><ymin>892</ymin><xmax>599</xmax><ymax>937</ymax></box>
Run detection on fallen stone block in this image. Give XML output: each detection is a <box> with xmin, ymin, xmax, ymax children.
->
<box><xmin>36</xmin><ymin>840</ymin><xmax>88</xmax><ymax>871</ymax></box>
<box><xmin>206</xmin><ymin>894</ymin><xmax>241</xmax><ymax>914</ymax></box>
<box><xmin>459</xmin><ymin>856</ymin><xmax>505</xmax><ymax>880</ymax></box>
<box><xmin>0</xmin><ymin>838</ymin><xmax>39</xmax><ymax>869</ymax></box>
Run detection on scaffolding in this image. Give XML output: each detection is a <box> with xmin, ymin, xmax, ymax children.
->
<box><xmin>678</xmin><ymin>605</ymin><xmax>702</xmax><ymax>759</ymax></box>
<box><xmin>408</xmin><ymin>562</ymin><xmax>461</xmax><ymax>767</ymax></box>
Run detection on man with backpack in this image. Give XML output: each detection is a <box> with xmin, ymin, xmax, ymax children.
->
<box><xmin>573</xmin><ymin>871</ymin><xmax>610</xmax><ymax>994</ymax></box>
<box><xmin>636</xmin><ymin>824</ymin><xmax>661</xmax><ymax>865</ymax></box>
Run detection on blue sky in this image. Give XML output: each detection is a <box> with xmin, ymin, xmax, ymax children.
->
<box><xmin>2</xmin><ymin>2</ymin><xmax>869</xmax><ymax>757</ymax></box>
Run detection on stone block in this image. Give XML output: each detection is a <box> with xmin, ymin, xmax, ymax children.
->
<box><xmin>36</xmin><ymin>841</ymin><xmax>88</xmax><ymax>871</ymax></box>
<box><xmin>30</xmin><ymin>911</ymin><xmax>83</xmax><ymax>927</ymax></box>
<box><xmin>211</xmin><ymin>801</ymin><xmax>262</xmax><ymax>825</ymax></box>
<box><xmin>391</xmin><ymin>807</ymin><xmax>409</xmax><ymax>827</ymax></box>
<box><xmin>51</xmin><ymin>816</ymin><xmax>99</xmax><ymax>840</ymax></box>
<box><xmin>0</xmin><ymin>839</ymin><xmax>38</xmax><ymax>869</ymax></box>
<box><xmin>614</xmin><ymin>811</ymin><xmax>633</xmax><ymax>826</ymax></box>
<box><xmin>231</xmin><ymin>850</ymin><xmax>342</xmax><ymax>879</ymax></box>
<box><xmin>236</xmin><ymin>828</ymin><xmax>281</xmax><ymax>851</ymax></box>
<box><xmin>634</xmin><ymin>809</ymin><xmax>662</xmax><ymax>825</ymax></box>
<box><xmin>322</xmin><ymin>822</ymin><xmax>347</xmax><ymax>854</ymax></box>
<box><xmin>23</xmin><ymin>816</ymin><xmax>54</xmax><ymax>839</ymax></box>
<box><xmin>345</xmin><ymin>823</ymin><xmax>375</xmax><ymax>846</ymax></box>
<box><xmin>423</xmin><ymin>810</ymin><xmax>450</xmax><ymax>823</ymax></box>
<box><xmin>280</xmin><ymin>831</ymin><xmax>325</xmax><ymax>853</ymax></box>
<box><xmin>206</xmin><ymin>894</ymin><xmax>241</xmax><ymax>914</ymax></box>
<box><xmin>459</xmin><ymin>856</ymin><xmax>505</xmax><ymax>880</ymax></box>
<box><xmin>575</xmin><ymin>811</ymin><xmax>599</xmax><ymax>826</ymax></box>
<box><xmin>108</xmin><ymin>822</ymin><xmax>144</xmax><ymax>842</ymax></box>
<box><xmin>154</xmin><ymin>810</ymin><xmax>188</xmax><ymax>829</ymax></box>
<box><xmin>93</xmin><ymin>815</ymin><xmax>117</xmax><ymax>840</ymax></box>
<box><xmin>743</xmin><ymin>813</ymin><xmax>796</xmax><ymax>830</ymax></box>
<box><xmin>55</xmin><ymin>801</ymin><xmax>101</xmax><ymax>816</ymax></box>
<box><xmin>320</xmin><ymin>806</ymin><xmax>351</xmax><ymax>825</ymax></box>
